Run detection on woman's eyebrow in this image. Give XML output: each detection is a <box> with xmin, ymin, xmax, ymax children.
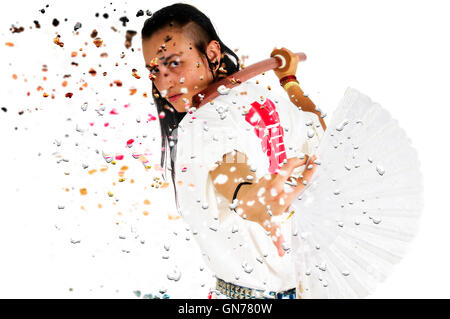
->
<box><xmin>161</xmin><ymin>53</ymin><xmax>181</xmax><ymax>63</ymax></box>
<box><xmin>145</xmin><ymin>53</ymin><xmax>182</xmax><ymax>68</ymax></box>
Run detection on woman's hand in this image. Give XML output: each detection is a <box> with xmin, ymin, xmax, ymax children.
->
<box><xmin>235</xmin><ymin>155</ymin><xmax>318</xmax><ymax>256</ymax></box>
<box><xmin>235</xmin><ymin>155</ymin><xmax>318</xmax><ymax>230</ymax></box>
<box><xmin>271</xmin><ymin>47</ymin><xmax>300</xmax><ymax>79</ymax></box>
<box><xmin>209</xmin><ymin>151</ymin><xmax>319</xmax><ymax>256</ymax></box>
<box><xmin>270</xmin><ymin>222</ymin><xmax>286</xmax><ymax>257</ymax></box>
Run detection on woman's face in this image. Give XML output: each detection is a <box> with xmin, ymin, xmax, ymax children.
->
<box><xmin>142</xmin><ymin>26</ymin><xmax>218</xmax><ymax>112</ymax></box>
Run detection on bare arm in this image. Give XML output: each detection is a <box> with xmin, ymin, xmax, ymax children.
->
<box><xmin>209</xmin><ymin>151</ymin><xmax>256</xmax><ymax>205</ymax></box>
<box><xmin>271</xmin><ymin>47</ymin><xmax>327</xmax><ymax>131</ymax></box>
<box><xmin>209</xmin><ymin>151</ymin><xmax>269</xmax><ymax>227</ymax></box>
<box><xmin>284</xmin><ymin>83</ymin><xmax>327</xmax><ymax>131</ymax></box>
<box><xmin>209</xmin><ymin>150</ymin><xmax>318</xmax><ymax>232</ymax></box>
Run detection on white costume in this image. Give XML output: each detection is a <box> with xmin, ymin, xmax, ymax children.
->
<box><xmin>174</xmin><ymin>81</ymin><xmax>423</xmax><ymax>298</ymax></box>
<box><xmin>174</xmin><ymin>81</ymin><xmax>323</xmax><ymax>294</ymax></box>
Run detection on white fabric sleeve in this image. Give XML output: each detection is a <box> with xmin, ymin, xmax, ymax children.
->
<box><xmin>174</xmin><ymin>107</ymin><xmax>279</xmax><ymax>271</ymax></box>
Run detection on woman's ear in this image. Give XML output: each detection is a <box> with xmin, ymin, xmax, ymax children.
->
<box><xmin>205</xmin><ymin>40</ymin><xmax>221</xmax><ymax>65</ymax></box>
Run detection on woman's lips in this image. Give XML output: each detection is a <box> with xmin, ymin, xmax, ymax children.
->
<box><xmin>168</xmin><ymin>94</ymin><xmax>182</xmax><ymax>102</ymax></box>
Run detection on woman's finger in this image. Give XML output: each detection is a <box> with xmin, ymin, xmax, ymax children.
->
<box><xmin>270</xmin><ymin>223</ymin><xmax>286</xmax><ymax>257</ymax></box>
<box><xmin>292</xmin><ymin>156</ymin><xmax>318</xmax><ymax>195</ymax></box>
<box><xmin>278</xmin><ymin>156</ymin><xmax>308</xmax><ymax>181</ymax></box>
<box><xmin>269</xmin><ymin>157</ymin><xmax>308</xmax><ymax>198</ymax></box>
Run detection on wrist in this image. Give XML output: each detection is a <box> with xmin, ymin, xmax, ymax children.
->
<box><xmin>279</xmin><ymin>75</ymin><xmax>300</xmax><ymax>91</ymax></box>
<box><xmin>279</xmin><ymin>74</ymin><xmax>297</xmax><ymax>84</ymax></box>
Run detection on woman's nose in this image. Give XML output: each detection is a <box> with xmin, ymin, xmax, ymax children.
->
<box><xmin>156</xmin><ymin>68</ymin><xmax>174</xmax><ymax>90</ymax></box>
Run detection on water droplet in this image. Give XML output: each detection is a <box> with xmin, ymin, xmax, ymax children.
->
<box><xmin>318</xmin><ymin>262</ymin><xmax>327</xmax><ymax>271</ymax></box>
<box><xmin>213</xmin><ymin>174</ymin><xmax>228</xmax><ymax>185</ymax></box>
<box><xmin>242</xmin><ymin>261</ymin><xmax>253</xmax><ymax>274</ymax></box>
<box><xmin>262</xmin><ymin>205</ymin><xmax>272</xmax><ymax>217</ymax></box>
<box><xmin>217</xmin><ymin>85</ymin><xmax>230</xmax><ymax>95</ymax></box>
<box><xmin>229</xmin><ymin>199</ymin><xmax>238</xmax><ymax>210</ymax></box>
<box><xmin>216</xmin><ymin>106</ymin><xmax>225</xmax><ymax>114</ymax></box>
<box><xmin>102</xmin><ymin>151</ymin><xmax>112</xmax><ymax>163</ymax></box>
<box><xmin>270</xmin><ymin>188</ymin><xmax>278</xmax><ymax>197</ymax></box>
<box><xmin>167</xmin><ymin>268</ymin><xmax>181</xmax><ymax>282</ymax></box>
<box><xmin>242</xmin><ymin>261</ymin><xmax>254</xmax><ymax>274</ymax></box>
<box><xmin>74</xmin><ymin>22</ymin><xmax>82</xmax><ymax>31</ymax></box>
<box><xmin>335</xmin><ymin>120</ymin><xmax>349</xmax><ymax>131</ymax></box>
<box><xmin>371</xmin><ymin>216</ymin><xmax>382</xmax><ymax>224</ymax></box>
<box><xmin>376</xmin><ymin>165</ymin><xmax>385</xmax><ymax>176</ymax></box>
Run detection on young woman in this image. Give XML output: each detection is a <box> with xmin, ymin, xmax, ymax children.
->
<box><xmin>141</xmin><ymin>3</ymin><xmax>323</xmax><ymax>299</ymax></box>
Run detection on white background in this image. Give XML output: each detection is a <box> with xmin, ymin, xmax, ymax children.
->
<box><xmin>0</xmin><ymin>0</ymin><xmax>449</xmax><ymax>298</ymax></box>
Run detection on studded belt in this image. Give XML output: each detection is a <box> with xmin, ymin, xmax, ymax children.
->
<box><xmin>214</xmin><ymin>278</ymin><xmax>296</xmax><ymax>299</ymax></box>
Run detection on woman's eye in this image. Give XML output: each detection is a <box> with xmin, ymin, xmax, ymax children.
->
<box><xmin>169</xmin><ymin>60</ymin><xmax>180</xmax><ymax>67</ymax></box>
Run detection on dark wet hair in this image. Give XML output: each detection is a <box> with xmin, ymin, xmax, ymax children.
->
<box><xmin>141</xmin><ymin>3</ymin><xmax>241</xmax><ymax>211</ymax></box>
